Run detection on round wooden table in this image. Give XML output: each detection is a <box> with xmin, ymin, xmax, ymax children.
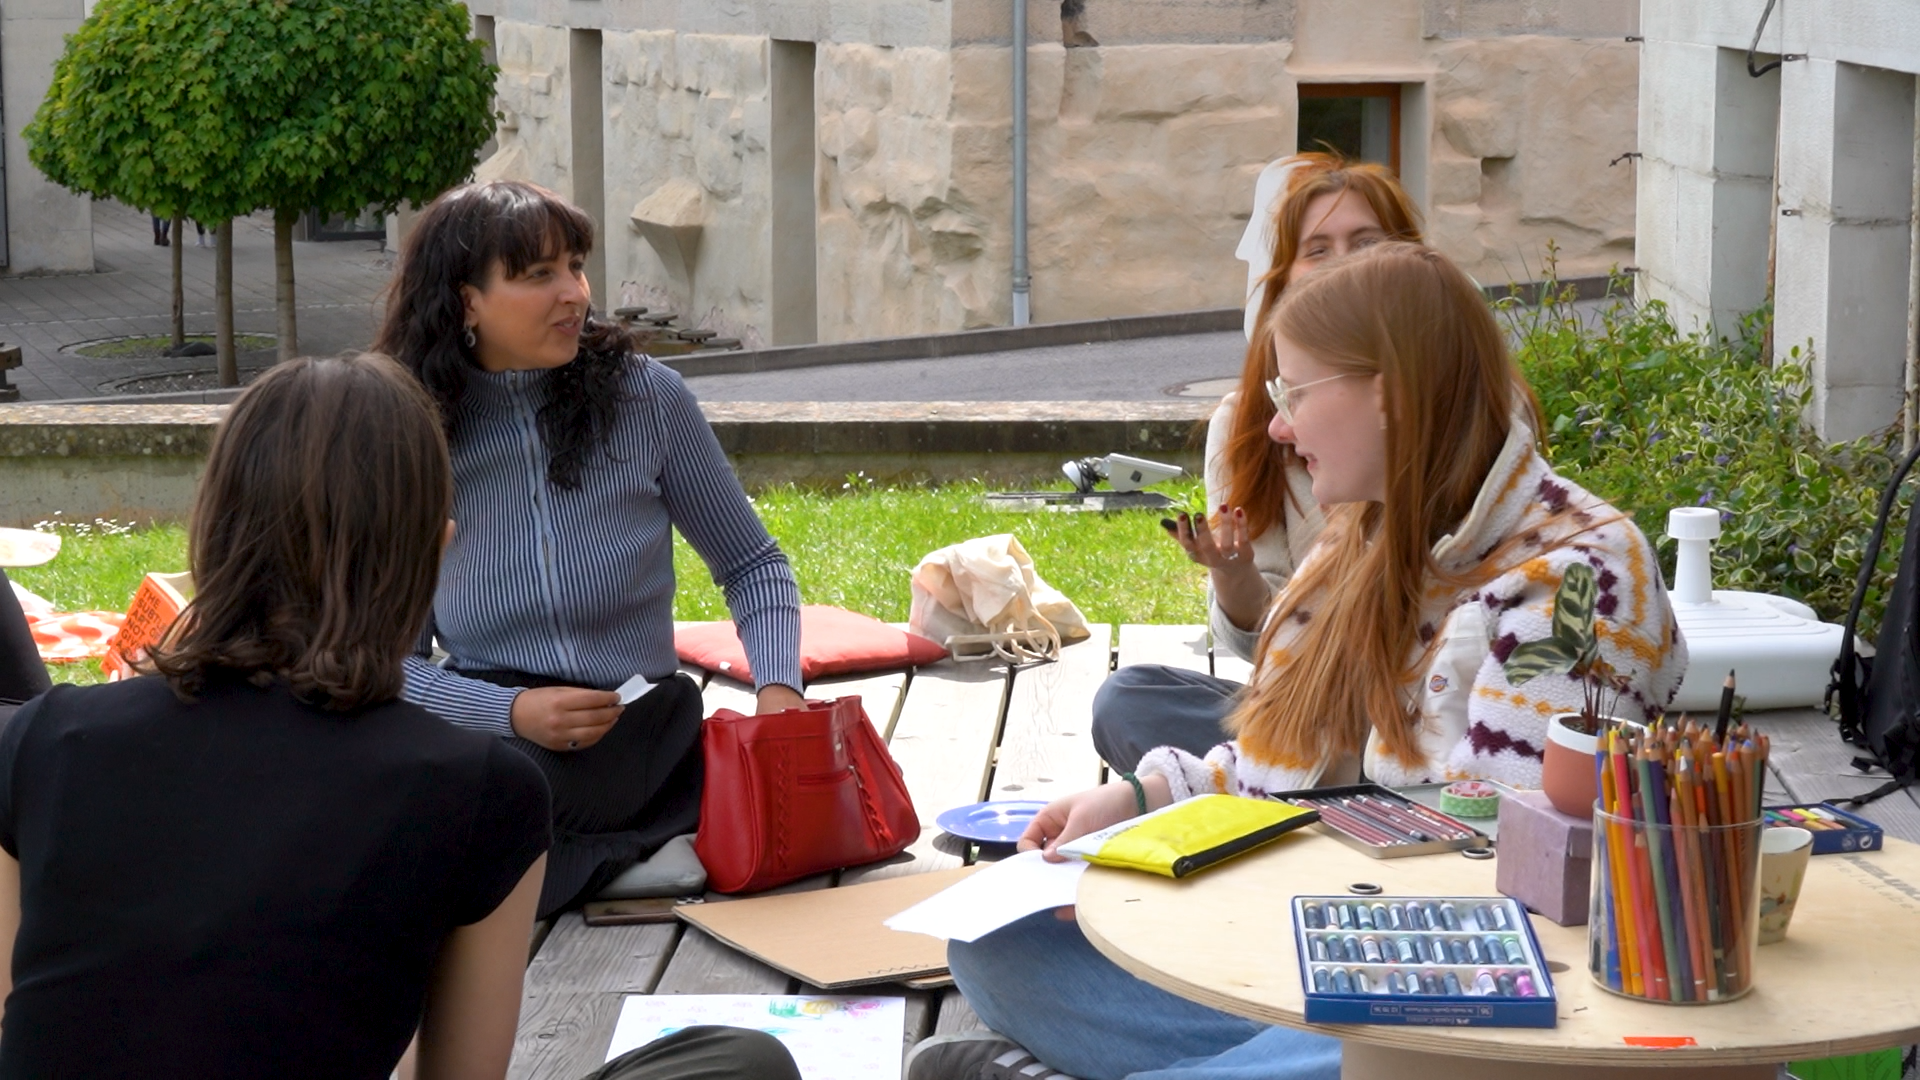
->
<box><xmin>1077</xmin><ymin>827</ymin><xmax>1920</xmax><ymax>1079</ymax></box>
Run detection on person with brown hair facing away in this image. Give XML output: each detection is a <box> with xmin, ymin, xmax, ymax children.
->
<box><xmin>918</xmin><ymin>244</ymin><xmax>1684</xmax><ymax>1080</ymax></box>
<box><xmin>0</xmin><ymin>354</ymin><xmax>804</xmax><ymax>1080</ymax></box>
<box><xmin>0</xmin><ymin>354</ymin><xmax>548</xmax><ymax>1078</ymax></box>
<box><xmin>1089</xmin><ymin>154</ymin><xmax>1425</xmax><ymax>773</ymax></box>
<box><xmin>374</xmin><ymin>180</ymin><xmax>804</xmax><ymax>919</ymax></box>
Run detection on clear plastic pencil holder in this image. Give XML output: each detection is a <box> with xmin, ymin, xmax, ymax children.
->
<box><xmin>1589</xmin><ymin>808</ymin><xmax>1761</xmax><ymax>1004</ymax></box>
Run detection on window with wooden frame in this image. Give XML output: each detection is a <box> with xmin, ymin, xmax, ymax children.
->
<box><xmin>1296</xmin><ymin>83</ymin><xmax>1402</xmax><ymax>176</ymax></box>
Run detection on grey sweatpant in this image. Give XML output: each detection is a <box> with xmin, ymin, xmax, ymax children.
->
<box><xmin>1089</xmin><ymin>664</ymin><xmax>1243</xmax><ymax>773</ymax></box>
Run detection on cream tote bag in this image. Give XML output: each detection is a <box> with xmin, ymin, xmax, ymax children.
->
<box><xmin>908</xmin><ymin>534</ymin><xmax>1091</xmax><ymax>663</ymax></box>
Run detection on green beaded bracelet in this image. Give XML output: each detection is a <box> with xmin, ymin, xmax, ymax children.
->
<box><xmin>1119</xmin><ymin>771</ymin><xmax>1148</xmax><ymax>817</ymax></box>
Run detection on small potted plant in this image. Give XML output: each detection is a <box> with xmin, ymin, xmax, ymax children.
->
<box><xmin>1502</xmin><ymin>562</ymin><xmax>1639</xmax><ymax>817</ymax></box>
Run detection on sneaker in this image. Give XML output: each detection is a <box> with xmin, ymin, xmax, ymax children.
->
<box><xmin>903</xmin><ymin>1034</ymin><xmax>1080</xmax><ymax>1080</ymax></box>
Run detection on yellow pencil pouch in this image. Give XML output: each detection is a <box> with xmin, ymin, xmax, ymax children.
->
<box><xmin>1056</xmin><ymin>793</ymin><xmax>1321</xmax><ymax>878</ymax></box>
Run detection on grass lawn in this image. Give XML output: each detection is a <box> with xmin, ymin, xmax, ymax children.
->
<box><xmin>16</xmin><ymin>479</ymin><xmax>1212</xmax><ymax>684</ymax></box>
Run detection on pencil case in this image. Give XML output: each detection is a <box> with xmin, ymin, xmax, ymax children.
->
<box><xmin>1293</xmin><ymin>894</ymin><xmax>1558</xmax><ymax>1028</ymax></box>
<box><xmin>1762</xmin><ymin>802</ymin><xmax>1883</xmax><ymax>854</ymax></box>
<box><xmin>1270</xmin><ymin>783</ymin><xmax>1491</xmax><ymax>859</ymax></box>
<box><xmin>1055</xmin><ymin>794</ymin><xmax>1320</xmax><ymax>878</ymax></box>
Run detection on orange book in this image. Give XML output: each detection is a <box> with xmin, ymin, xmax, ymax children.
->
<box><xmin>101</xmin><ymin>572</ymin><xmax>193</xmax><ymax>681</ymax></box>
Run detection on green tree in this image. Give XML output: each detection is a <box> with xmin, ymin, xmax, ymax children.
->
<box><xmin>28</xmin><ymin>0</ymin><xmax>496</xmax><ymax>383</ymax></box>
<box><xmin>229</xmin><ymin>0</ymin><xmax>496</xmax><ymax>360</ymax></box>
<box><xmin>26</xmin><ymin>0</ymin><xmax>262</xmax><ymax>379</ymax></box>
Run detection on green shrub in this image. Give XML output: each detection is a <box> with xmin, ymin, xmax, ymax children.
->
<box><xmin>1509</xmin><ymin>269</ymin><xmax>1910</xmax><ymax>637</ymax></box>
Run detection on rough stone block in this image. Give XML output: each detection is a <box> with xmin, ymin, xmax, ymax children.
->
<box><xmin>1429</xmin><ymin>150</ymin><xmax>1484</xmax><ymax>206</ymax></box>
<box><xmin>1439</xmin><ymin>99</ymin><xmax>1518</xmax><ymax>160</ymax></box>
<box><xmin>1494</xmin><ymin>789</ymin><xmax>1592</xmax><ymax>926</ymax></box>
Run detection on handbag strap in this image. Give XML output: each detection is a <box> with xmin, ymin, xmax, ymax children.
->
<box><xmin>1829</xmin><ymin>440</ymin><xmax>1920</xmax><ymax>737</ymax></box>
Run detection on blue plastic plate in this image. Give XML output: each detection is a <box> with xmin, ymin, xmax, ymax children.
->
<box><xmin>936</xmin><ymin>800</ymin><xmax>1049</xmax><ymax>845</ymax></box>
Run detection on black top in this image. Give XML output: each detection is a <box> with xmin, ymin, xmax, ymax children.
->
<box><xmin>0</xmin><ymin>672</ymin><xmax>550</xmax><ymax>1080</ymax></box>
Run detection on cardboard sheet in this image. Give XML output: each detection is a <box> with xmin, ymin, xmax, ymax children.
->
<box><xmin>676</xmin><ymin>866</ymin><xmax>979</xmax><ymax>988</ymax></box>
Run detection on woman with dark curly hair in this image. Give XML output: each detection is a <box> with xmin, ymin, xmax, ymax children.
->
<box><xmin>374</xmin><ymin>180</ymin><xmax>803</xmax><ymax>918</ymax></box>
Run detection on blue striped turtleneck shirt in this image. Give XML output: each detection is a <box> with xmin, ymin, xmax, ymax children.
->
<box><xmin>401</xmin><ymin>357</ymin><xmax>802</xmax><ymax>735</ymax></box>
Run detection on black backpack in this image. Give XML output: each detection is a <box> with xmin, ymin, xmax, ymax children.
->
<box><xmin>1828</xmin><ymin>442</ymin><xmax>1920</xmax><ymax>806</ymax></box>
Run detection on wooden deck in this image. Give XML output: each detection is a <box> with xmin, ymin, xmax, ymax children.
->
<box><xmin>506</xmin><ymin>625</ymin><xmax>1920</xmax><ymax>1079</ymax></box>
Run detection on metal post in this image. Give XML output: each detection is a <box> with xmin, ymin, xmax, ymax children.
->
<box><xmin>1011</xmin><ymin>0</ymin><xmax>1031</xmax><ymax>327</ymax></box>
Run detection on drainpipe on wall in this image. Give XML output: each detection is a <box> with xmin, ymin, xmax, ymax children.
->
<box><xmin>1011</xmin><ymin>0</ymin><xmax>1031</xmax><ymax>326</ymax></box>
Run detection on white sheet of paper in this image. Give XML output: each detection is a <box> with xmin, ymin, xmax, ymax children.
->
<box><xmin>604</xmin><ymin>994</ymin><xmax>905</xmax><ymax>1079</ymax></box>
<box><xmin>882</xmin><ymin>848</ymin><xmax>1086</xmax><ymax>943</ymax></box>
<box><xmin>616</xmin><ymin>674</ymin><xmax>656</xmax><ymax>705</ymax></box>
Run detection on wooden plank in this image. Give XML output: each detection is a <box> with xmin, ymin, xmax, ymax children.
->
<box><xmin>842</xmin><ymin>661</ymin><xmax>1009</xmax><ymax>884</ymax></box>
<box><xmin>528</xmin><ymin>918</ymin><xmax>553</xmax><ymax>964</ymax></box>
<box><xmin>1205</xmin><ymin>641</ymin><xmax>1251</xmax><ymax>684</ymax></box>
<box><xmin>1210</xmin><ymin>634</ymin><xmax>1255</xmax><ymax>684</ymax></box>
<box><xmin>805</xmin><ymin>669</ymin><xmax>910</xmax><ymax>739</ymax></box>
<box><xmin>933</xmin><ymin>989</ymin><xmax>992</xmax><ymax>1035</ymax></box>
<box><xmin>986</xmin><ymin>626</ymin><xmax>1113</xmax><ymax>806</ymax></box>
<box><xmin>508</xmin><ymin>915</ymin><xmax>680</xmax><ymax>1080</ymax></box>
<box><xmin>1115</xmin><ymin>624</ymin><xmax>1209</xmax><ymax>673</ymax></box>
<box><xmin>697</xmin><ymin>677</ymin><xmax>759</xmax><ymax>715</ymax></box>
<box><xmin>653</xmin><ymin>925</ymin><xmax>795</xmax><ymax>995</ymax></box>
<box><xmin>1750</xmin><ymin>707</ymin><xmax>1920</xmax><ymax>843</ymax></box>
<box><xmin>507</xmin><ymin>991</ymin><xmax>626</xmax><ymax>1080</ymax></box>
<box><xmin>899</xmin><ymin>990</ymin><xmax>937</xmax><ymax>1063</ymax></box>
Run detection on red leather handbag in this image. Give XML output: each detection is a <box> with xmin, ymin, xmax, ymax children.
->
<box><xmin>694</xmin><ymin>696</ymin><xmax>919</xmax><ymax>894</ymax></box>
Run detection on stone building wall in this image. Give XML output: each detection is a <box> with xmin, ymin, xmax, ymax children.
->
<box><xmin>467</xmin><ymin>0</ymin><xmax>1641</xmax><ymax>345</ymax></box>
<box><xmin>2</xmin><ymin>0</ymin><xmax>94</xmax><ymax>274</ymax></box>
<box><xmin>604</xmin><ymin>32</ymin><xmax>776</xmax><ymax>348</ymax></box>
<box><xmin>819</xmin><ymin>42</ymin><xmax>1300</xmax><ymax>336</ymax></box>
<box><xmin>490</xmin><ymin>21</ymin><xmax>574</xmax><ymax>202</ymax></box>
<box><xmin>1637</xmin><ymin>0</ymin><xmax>1920</xmax><ymax>441</ymax></box>
<box><xmin>1425</xmin><ymin>36</ymin><xmax>1639</xmax><ymax>286</ymax></box>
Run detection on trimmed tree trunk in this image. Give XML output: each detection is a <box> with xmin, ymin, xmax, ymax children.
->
<box><xmin>274</xmin><ymin>207</ymin><xmax>299</xmax><ymax>361</ymax></box>
<box><xmin>216</xmin><ymin>220</ymin><xmax>237</xmax><ymax>388</ymax></box>
<box><xmin>169</xmin><ymin>214</ymin><xmax>185</xmax><ymax>348</ymax></box>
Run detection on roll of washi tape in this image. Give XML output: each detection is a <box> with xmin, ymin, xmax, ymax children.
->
<box><xmin>1439</xmin><ymin>780</ymin><xmax>1501</xmax><ymax>818</ymax></box>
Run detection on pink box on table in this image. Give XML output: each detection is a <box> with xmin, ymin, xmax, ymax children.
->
<box><xmin>1494</xmin><ymin>789</ymin><xmax>1592</xmax><ymax>926</ymax></box>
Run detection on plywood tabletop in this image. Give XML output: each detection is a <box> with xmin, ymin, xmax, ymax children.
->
<box><xmin>1077</xmin><ymin>826</ymin><xmax>1920</xmax><ymax>1070</ymax></box>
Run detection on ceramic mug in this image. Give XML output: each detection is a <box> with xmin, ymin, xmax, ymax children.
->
<box><xmin>1757</xmin><ymin>826</ymin><xmax>1813</xmax><ymax>945</ymax></box>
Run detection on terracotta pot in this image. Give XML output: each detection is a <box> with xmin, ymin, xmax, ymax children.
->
<box><xmin>1540</xmin><ymin>713</ymin><xmax>1609</xmax><ymax>818</ymax></box>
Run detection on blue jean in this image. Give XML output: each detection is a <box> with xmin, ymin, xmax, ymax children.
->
<box><xmin>948</xmin><ymin>909</ymin><xmax>1342</xmax><ymax>1080</ymax></box>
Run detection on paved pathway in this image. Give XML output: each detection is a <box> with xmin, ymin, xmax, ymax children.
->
<box><xmin>0</xmin><ymin>201</ymin><xmax>390</xmax><ymax>401</ymax></box>
<box><xmin>0</xmin><ymin>201</ymin><xmax>1608</xmax><ymax>405</ymax></box>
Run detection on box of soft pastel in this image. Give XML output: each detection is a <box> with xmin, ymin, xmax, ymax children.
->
<box><xmin>1762</xmin><ymin>802</ymin><xmax>1884</xmax><ymax>855</ymax></box>
<box><xmin>1292</xmin><ymin>894</ymin><xmax>1558</xmax><ymax>1028</ymax></box>
<box><xmin>1270</xmin><ymin>783</ymin><xmax>1491</xmax><ymax>859</ymax></box>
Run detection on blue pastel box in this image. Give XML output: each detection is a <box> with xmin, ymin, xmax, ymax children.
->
<box><xmin>1292</xmin><ymin>894</ymin><xmax>1557</xmax><ymax>1028</ymax></box>
<box><xmin>1762</xmin><ymin>802</ymin><xmax>1884</xmax><ymax>854</ymax></box>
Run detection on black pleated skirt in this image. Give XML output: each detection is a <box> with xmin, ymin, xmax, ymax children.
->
<box><xmin>460</xmin><ymin>669</ymin><xmax>705</xmax><ymax>918</ymax></box>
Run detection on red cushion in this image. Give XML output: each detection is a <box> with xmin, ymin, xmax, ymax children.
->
<box><xmin>675</xmin><ymin>605</ymin><xmax>948</xmax><ymax>684</ymax></box>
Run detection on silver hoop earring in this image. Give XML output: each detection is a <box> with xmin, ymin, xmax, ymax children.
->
<box><xmin>463</xmin><ymin>326</ymin><xmax>477</xmax><ymax>349</ymax></box>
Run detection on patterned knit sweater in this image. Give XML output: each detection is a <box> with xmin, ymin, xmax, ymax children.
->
<box><xmin>1138</xmin><ymin>421</ymin><xmax>1687</xmax><ymax>798</ymax></box>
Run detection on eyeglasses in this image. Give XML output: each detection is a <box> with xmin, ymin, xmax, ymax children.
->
<box><xmin>1265</xmin><ymin>372</ymin><xmax>1361</xmax><ymax>424</ymax></box>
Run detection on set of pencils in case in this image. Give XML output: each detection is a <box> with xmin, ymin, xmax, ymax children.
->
<box><xmin>1591</xmin><ymin>716</ymin><xmax>1769</xmax><ymax>1003</ymax></box>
